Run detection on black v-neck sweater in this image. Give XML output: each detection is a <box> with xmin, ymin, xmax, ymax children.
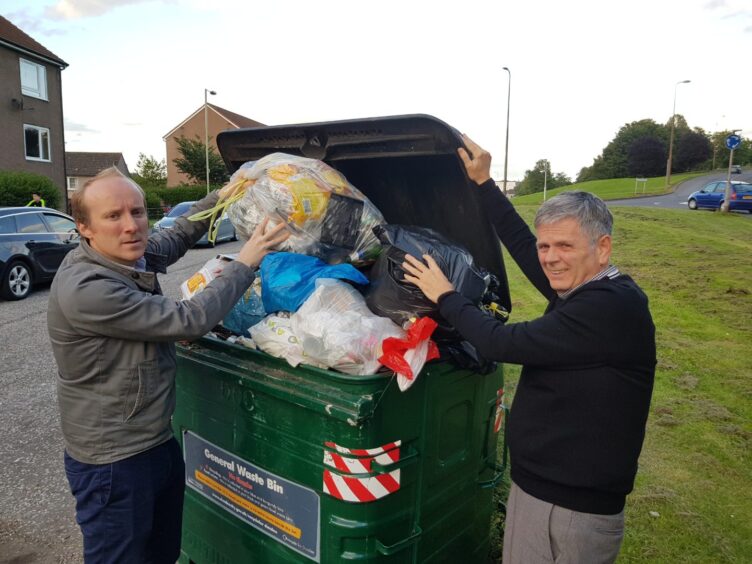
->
<box><xmin>438</xmin><ymin>180</ymin><xmax>656</xmax><ymax>514</ymax></box>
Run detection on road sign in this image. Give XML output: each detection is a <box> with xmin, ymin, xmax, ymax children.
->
<box><xmin>725</xmin><ymin>134</ymin><xmax>741</xmax><ymax>150</ymax></box>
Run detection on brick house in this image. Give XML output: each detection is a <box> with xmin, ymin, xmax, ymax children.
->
<box><xmin>0</xmin><ymin>15</ymin><xmax>68</xmax><ymax>209</ymax></box>
<box><xmin>163</xmin><ymin>103</ymin><xmax>264</xmax><ymax>187</ymax></box>
<box><xmin>65</xmin><ymin>152</ymin><xmax>130</xmax><ymax>199</ymax></box>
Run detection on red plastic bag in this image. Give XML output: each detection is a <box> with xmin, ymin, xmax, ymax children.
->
<box><xmin>379</xmin><ymin>317</ymin><xmax>440</xmax><ymax>390</ymax></box>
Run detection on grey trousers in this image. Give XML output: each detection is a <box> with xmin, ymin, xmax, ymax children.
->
<box><xmin>502</xmin><ymin>482</ymin><xmax>624</xmax><ymax>564</ymax></box>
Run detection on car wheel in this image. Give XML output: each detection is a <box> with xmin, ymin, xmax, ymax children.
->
<box><xmin>1</xmin><ymin>260</ymin><xmax>32</xmax><ymax>300</ymax></box>
<box><xmin>688</xmin><ymin>199</ymin><xmax>697</xmax><ymax>210</ymax></box>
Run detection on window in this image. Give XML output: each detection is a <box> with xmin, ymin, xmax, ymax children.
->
<box><xmin>24</xmin><ymin>125</ymin><xmax>51</xmax><ymax>162</ymax></box>
<box><xmin>15</xmin><ymin>213</ymin><xmax>48</xmax><ymax>234</ymax></box>
<box><xmin>0</xmin><ymin>217</ymin><xmax>16</xmax><ymax>234</ymax></box>
<box><xmin>20</xmin><ymin>58</ymin><xmax>47</xmax><ymax>100</ymax></box>
<box><xmin>67</xmin><ymin>177</ymin><xmax>78</xmax><ymax>190</ymax></box>
<box><xmin>714</xmin><ymin>184</ymin><xmax>727</xmax><ymax>193</ymax></box>
<box><xmin>43</xmin><ymin>213</ymin><xmax>76</xmax><ymax>233</ymax></box>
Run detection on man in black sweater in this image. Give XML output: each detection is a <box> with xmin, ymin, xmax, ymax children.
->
<box><xmin>402</xmin><ymin>135</ymin><xmax>656</xmax><ymax>563</ymax></box>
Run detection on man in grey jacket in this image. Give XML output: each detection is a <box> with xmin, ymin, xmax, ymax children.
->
<box><xmin>47</xmin><ymin>167</ymin><xmax>288</xmax><ymax>563</ymax></box>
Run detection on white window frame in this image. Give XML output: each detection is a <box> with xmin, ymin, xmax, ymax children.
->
<box><xmin>24</xmin><ymin>124</ymin><xmax>52</xmax><ymax>162</ymax></box>
<box><xmin>67</xmin><ymin>177</ymin><xmax>78</xmax><ymax>190</ymax></box>
<box><xmin>20</xmin><ymin>58</ymin><xmax>48</xmax><ymax>101</ymax></box>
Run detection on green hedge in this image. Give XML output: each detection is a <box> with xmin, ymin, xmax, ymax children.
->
<box><xmin>140</xmin><ymin>183</ymin><xmax>222</xmax><ymax>220</ymax></box>
<box><xmin>0</xmin><ymin>170</ymin><xmax>61</xmax><ymax>209</ymax></box>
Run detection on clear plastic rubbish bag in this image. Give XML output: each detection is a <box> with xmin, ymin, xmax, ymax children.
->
<box><xmin>291</xmin><ymin>279</ymin><xmax>405</xmax><ymax>376</ymax></box>
<box><xmin>226</xmin><ymin>153</ymin><xmax>385</xmax><ymax>264</ymax></box>
<box><xmin>249</xmin><ymin>313</ymin><xmax>326</xmax><ymax>369</ymax></box>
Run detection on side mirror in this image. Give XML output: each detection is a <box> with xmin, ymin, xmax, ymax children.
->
<box><xmin>66</xmin><ymin>228</ymin><xmax>80</xmax><ymax>243</ymax></box>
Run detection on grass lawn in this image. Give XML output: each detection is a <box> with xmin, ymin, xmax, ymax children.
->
<box><xmin>511</xmin><ymin>172</ymin><xmax>708</xmax><ymax>205</ymax></box>
<box><xmin>490</xmin><ymin>205</ymin><xmax>751</xmax><ymax>562</ymax></box>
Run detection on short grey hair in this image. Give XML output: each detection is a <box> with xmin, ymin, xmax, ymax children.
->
<box><xmin>534</xmin><ymin>191</ymin><xmax>613</xmax><ymax>245</ymax></box>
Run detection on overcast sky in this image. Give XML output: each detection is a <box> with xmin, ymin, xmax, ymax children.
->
<box><xmin>6</xmin><ymin>0</ymin><xmax>752</xmax><ymax>181</ymax></box>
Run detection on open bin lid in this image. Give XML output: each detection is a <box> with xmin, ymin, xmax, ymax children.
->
<box><xmin>217</xmin><ymin>114</ymin><xmax>511</xmax><ymax>313</ymax></box>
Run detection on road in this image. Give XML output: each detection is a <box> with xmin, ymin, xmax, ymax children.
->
<box><xmin>608</xmin><ymin>170</ymin><xmax>752</xmax><ymax>217</ymax></box>
<box><xmin>0</xmin><ymin>239</ymin><xmax>244</xmax><ymax>563</ymax></box>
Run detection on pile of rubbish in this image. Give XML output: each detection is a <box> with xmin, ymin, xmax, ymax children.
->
<box><xmin>184</xmin><ymin>153</ymin><xmax>504</xmax><ymax>390</ymax></box>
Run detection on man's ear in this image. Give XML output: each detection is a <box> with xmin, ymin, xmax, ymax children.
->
<box><xmin>77</xmin><ymin>221</ymin><xmax>92</xmax><ymax>240</ymax></box>
<box><xmin>597</xmin><ymin>234</ymin><xmax>612</xmax><ymax>267</ymax></box>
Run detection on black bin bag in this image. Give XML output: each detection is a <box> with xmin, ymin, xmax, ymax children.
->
<box><xmin>366</xmin><ymin>224</ymin><xmax>488</xmax><ymax>336</ymax></box>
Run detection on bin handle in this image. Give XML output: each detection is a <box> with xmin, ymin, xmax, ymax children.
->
<box><xmin>376</xmin><ymin>526</ymin><xmax>423</xmax><ymax>556</ymax></box>
<box><xmin>370</xmin><ymin>445</ymin><xmax>419</xmax><ymax>473</ymax></box>
<box><xmin>478</xmin><ymin>404</ymin><xmax>509</xmax><ymax>489</ymax></box>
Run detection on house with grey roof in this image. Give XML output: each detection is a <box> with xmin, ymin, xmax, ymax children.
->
<box><xmin>65</xmin><ymin>152</ymin><xmax>130</xmax><ymax>197</ymax></box>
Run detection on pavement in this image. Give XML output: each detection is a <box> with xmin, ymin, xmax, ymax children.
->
<box><xmin>0</xmin><ymin>240</ymin><xmax>243</xmax><ymax>564</ymax></box>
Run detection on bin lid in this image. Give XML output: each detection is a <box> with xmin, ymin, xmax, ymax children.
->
<box><xmin>217</xmin><ymin>114</ymin><xmax>511</xmax><ymax>312</ymax></box>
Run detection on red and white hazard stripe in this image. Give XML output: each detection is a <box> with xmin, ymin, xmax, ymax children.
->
<box><xmin>323</xmin><ymin>447</ymin><xmax>400</xmax><ymax>474</ymax></box>
<box><xmin>322</xmin><ymin>468</ymin><xmax>401</xmax><ymax>503</ymax></box>
<box><xmin>494</xmin><ymin>388</ymin><xmax>505</xmax><ymax>434</ymax></box>
<box><xmin>322</xmin><ymin>440</ymin><xmax>403</xmax><ymax>502</ymax></box>
<box><xmin>324</xmin><ymin>440</ymin><xmax>401</xmax><ymax>457</ymax></box>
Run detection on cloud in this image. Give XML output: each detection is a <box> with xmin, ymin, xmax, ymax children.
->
<box><xmin>43</xmin><ymin>0</ymin><xmax>157</xmax><ymax>20</ymax></box>
<box><xmin>64</xmin><ymin>120</ymin><xmax>98</xmax><ymax>133</ymax></box>
<box><xmin>6</xmin><ymin>9</ymin><xmax>67</xmax><ymax>35</ymax></box>
<box><xmin>704</xmin><ymin>0</ymin><xmax>726</xmax><ymax>8</ymax></box>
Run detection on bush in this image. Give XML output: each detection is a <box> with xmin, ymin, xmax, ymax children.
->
<box><xmin>0</xmin><ymin>170</ymin><xmax>61</xmax><ymax>209</ymax></box>
<box><xmin>158</xmin><ymin>184</ymin><xmax>215</xmax><ymax>206</ymax></box>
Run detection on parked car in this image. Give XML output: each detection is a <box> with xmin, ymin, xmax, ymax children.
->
<box><xmin>687</xmin><ymin>181</ymin><xmax>752</xmax><ymax>213</ymax></box>
<box><xmin>151</xmin><ymin>201</ymin><xmax>237</xmax><ymax>245</ymax></box>
<box><xmin>731</xmin><ymin>164</ymin><xmax>742</xmax><ymax>174</ymax></box>
<box><xmin>0</xmin><ymin>207</ymin><xmax>79</xmax><ymax>300</ymax></box>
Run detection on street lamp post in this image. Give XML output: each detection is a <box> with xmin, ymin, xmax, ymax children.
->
<box><xmin>204</xmin><ymin>88</ymin><xmax>216</xmax><ymax>194</ymax></box>
<box><xmin>664</xmin><ymin>79</ymin><xmax>690</xmax><ymax>189</ymax></box>
<box><xmin>502</xmin><ymin>67</ymin><xmax>511</xmax><ymax>196</ymax></box>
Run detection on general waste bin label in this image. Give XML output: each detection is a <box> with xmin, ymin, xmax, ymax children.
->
<box><xmin>183</xmin><ymin>431</ymin><xmax>320</xmax><ymax>562</ymax></box>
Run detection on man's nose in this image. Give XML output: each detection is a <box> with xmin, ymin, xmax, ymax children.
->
<box><xmin>123</xmin><ymin>213</ymin><xmax>138</xmax><ymax>232</ymax></box>
<box><xmin>543</xmin><ymin>247</ymin><xmax>559</xmax><ymax>264</ymax></box>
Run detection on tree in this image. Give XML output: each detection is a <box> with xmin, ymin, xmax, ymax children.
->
<box><xmin>516</xmin><ymin>159</ymin><xmax>571</xmax><ymax>195</ymax></box>
<box><xmin>134</xmin><ymin>153</ymin><xmax>166</xmax><ymax>184</ymax></box>
<box><xmin>172</xmin><ymin>135</ymin><xmax>229</xmax><ymax>186</ymax></box>
<box><xmin>626</xmin><ymin>136</ymin><xmax>666</xmax><ymax>177</ymax></box>
<box><xmin>590</xmin><ymin>119</ymin><xmax>668</xmax><ymax>180</ymax></box>
<box><xmin>673</xmin><ymin>130</ymin><xmax>712</xmax><ymax>173</ymax></box>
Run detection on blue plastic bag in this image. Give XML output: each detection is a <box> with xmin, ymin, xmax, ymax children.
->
<box><xmin>260</xmin><ymin>252</ymin><xmax>369</xmax><ymax>313</ymax></box>
<box><xmin>223</xmin><ymin>281</ymin><xmax>266</xmax><ymax>337</ymax></box>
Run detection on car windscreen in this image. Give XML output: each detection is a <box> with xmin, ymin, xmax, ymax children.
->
<box><xmin>734</xmin><ymin>183</ymin><xmax>752</xmax><ymax>193</ymax></box>
<box><xmin>167</xmin><ymin>202</ymin><xmax>194</xmax><ymax>217</ymax></box>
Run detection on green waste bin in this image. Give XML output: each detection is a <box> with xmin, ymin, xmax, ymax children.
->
<box><xmin>174</xmin><ymin>115</ymin><xmax>512</xmax><ymax>563</ymax></box>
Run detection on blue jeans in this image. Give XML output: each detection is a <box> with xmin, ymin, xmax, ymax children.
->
<box><xmin>64</xmin><ymin>438</ymin><xmax>185</xmax><ymax>564</ymax></box>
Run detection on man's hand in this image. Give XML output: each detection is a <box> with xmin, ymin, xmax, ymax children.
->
<box><xmin>402</xmin><ymin>254</ymin><xmax>455</xmax><ymax>304</ymax></box>
<box><xmin>236</xmin><ymin>217</ymin><xmax>290</xmax><ymax>268</ymax></box>
<box><xmin>457</xmin><ymin>134</ymin><xmax>492</xmax><ymax>185</ymax></box>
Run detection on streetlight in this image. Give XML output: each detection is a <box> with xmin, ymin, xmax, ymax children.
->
<box><xmin>204</xmin><ymin>88</ymin><xmax>216</xmax><ymax>194</ymax></box>
<box><xmin>664</xmin><ymin>79</ymin><xmax>690</xmax><ymax>189</ymax></box>
<box><xmin>502</xmin><ymin>67</ymin><xmax>511</xmax><ymax>196</ymax></box>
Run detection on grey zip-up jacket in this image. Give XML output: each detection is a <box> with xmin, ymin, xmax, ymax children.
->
<box><xmin>48</xmin><ymin>193</ymin><xmax>255</xmax><ymax>464</ymax></box>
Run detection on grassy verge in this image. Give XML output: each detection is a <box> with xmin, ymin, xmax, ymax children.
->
<box><xmin>511</xmin><ymin>172</ymin><xmax>707</xmax><ymax>204</ymax></box>
<box><xmin>491</xmin><ymin>205</ymin><xmax>751</xmax><ymax>562</ymax></box>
